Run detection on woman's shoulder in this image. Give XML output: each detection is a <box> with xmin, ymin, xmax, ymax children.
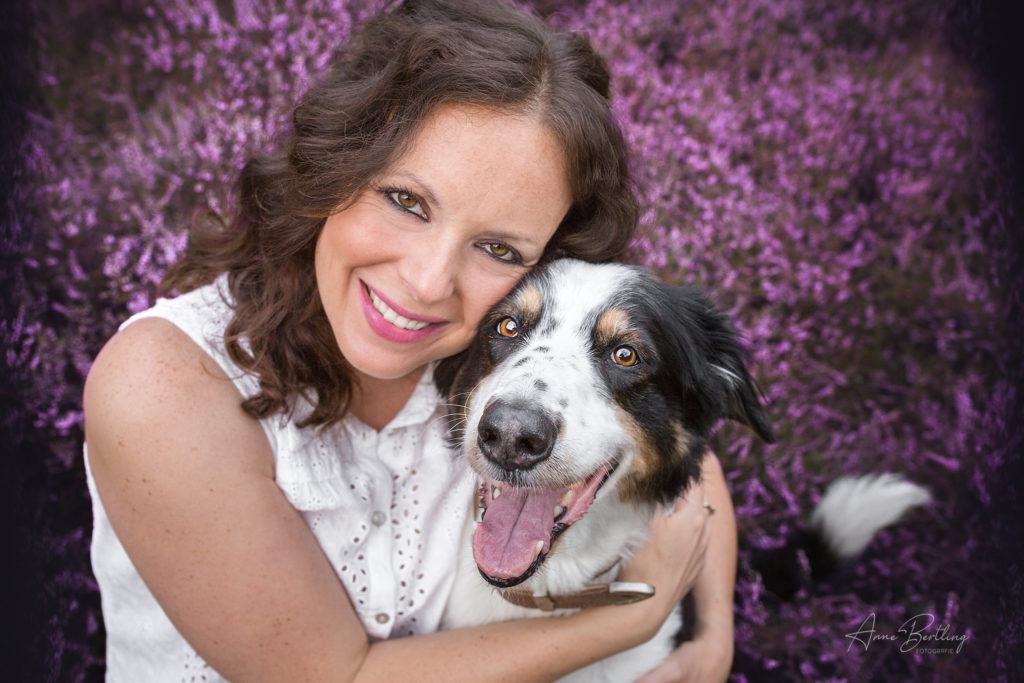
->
<box><xmin>87</xmin><ymin>314</ymin><xmax>230</xmax><ymax>405</ymax></box>
<box><xmin>84</xmin><ymin>316</ymin><xmax>273</xmax><ymax>479</ymax></box>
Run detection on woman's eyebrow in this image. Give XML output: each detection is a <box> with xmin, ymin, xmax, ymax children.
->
<box><xmin>484</xmin><ymin>230</ymin><xmax>543</xmax><ymax>250</ymax></box>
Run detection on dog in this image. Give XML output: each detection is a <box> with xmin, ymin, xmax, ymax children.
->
<box><xmin>435</xmin><ymin>258</ymin><xmax>929</xmax><ymax>682</ymax></box>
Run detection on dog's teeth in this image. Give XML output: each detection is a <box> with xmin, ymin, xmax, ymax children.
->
<box><xmin>492</xmin><ymin>485</ymin><xmax>501</xmax><ymax>500</ymax></box>
<box><xmin>533</xmin><ymin>540</ymin><xmax>544</xmax><ymax>561</ymax></box>
<box><xmin>560</xmin><ymin>490</ymin><xmax>575</xmax><ymax>506</ymax></box>
<box><xmin>554</xmin><ymin>505</ymin><xmax>566</xmax><ymax>520</ymax></box>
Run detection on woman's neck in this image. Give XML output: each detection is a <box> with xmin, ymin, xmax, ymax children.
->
<box><xmin>349</xmin><ymin>365</ymin><xmax>428</xmax><ymax>432</ymax></box>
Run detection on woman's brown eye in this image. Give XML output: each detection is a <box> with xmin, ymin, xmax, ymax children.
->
<box><xmin>612</xmin><ymin>346</ymin><xmax>638</xmax><ymax>367</ymax></box>
<box><xmin>481</xmin><ymin>242</ymin><xmax>519</xmax><ymax>263</ymax></box>
<box><xmin>497</xmin><ymin>317</ymin><xmax>519</xmax><ymax>337</ymax></box>
<box><xmin>384</xmin><ymin>189</ymin><xmax>427</xmax><ymax>219</ymax></box>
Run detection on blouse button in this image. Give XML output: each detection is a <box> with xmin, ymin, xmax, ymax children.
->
<box><xmin>375</xmin><ymin>613</ymin><xmax>390</xmax><ymax>624</ymax></box>
<box><xmin>371</xmin><ymin>511</ymin><xmax>387</xmax><ymax>526</ymax></box>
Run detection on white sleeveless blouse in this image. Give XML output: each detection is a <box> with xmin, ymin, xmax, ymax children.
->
<box><xmin>85</xmin><ymin>277</ymin><xmax>475</xmax><ymax>681</ymax></box>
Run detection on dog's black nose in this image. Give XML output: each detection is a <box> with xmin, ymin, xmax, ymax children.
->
<box><xmin>477</xmin><ymin>399</ymin><xmax>558</xmax><ymax>471</ymax></box>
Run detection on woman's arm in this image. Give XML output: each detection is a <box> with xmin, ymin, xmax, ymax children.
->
<box><xmin>85</xmin><ymin>318</ymin><xmax>707</xmax><ymax>683</ymax></box>
<box><xmin>636</xmin><ymin>453</ymin><xmax>736</xmax><ymax>683</ymax></box>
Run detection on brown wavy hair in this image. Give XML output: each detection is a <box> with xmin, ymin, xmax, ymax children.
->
<box><xmin>161</xmin><ymin>0</ymin><xmax>639</xmax><ymax>428</ymax></box>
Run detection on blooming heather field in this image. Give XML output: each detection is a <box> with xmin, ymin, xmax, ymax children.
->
<box><xmin>4</xmin><ymin>0</ymin><xmax>1023</xmax><ymax>680</ymax></box>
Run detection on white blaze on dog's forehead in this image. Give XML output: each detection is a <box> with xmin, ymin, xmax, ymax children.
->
<box><xmin>528</xmin><ymin>261</ymin><xmax>633</xmax><ymax>366</ymax></box>
<box><xmin>542</xmin><ymin>260</ymin><xmax>639</xmax><ymax>326</ymax></box>
<box><xmin>548</xmin><ymin>262</ymin><xmax>634</xmax><ymax>313</ymax></box>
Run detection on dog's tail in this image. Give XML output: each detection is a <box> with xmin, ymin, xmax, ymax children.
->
<box><xmin>753</xmin><ymin>473</ymin><xmax>931</xmax><ymax>599</ymax></box>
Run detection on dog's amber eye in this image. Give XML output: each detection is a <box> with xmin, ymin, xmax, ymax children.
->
<box><xmin>497</xmin><ymin>317</ymin><xmax>519</xmax><ymax>337</ymax></box>
<box><xmin>612</xmin><ymin>345</ymin><xmax>638</xmax><ymax>367</ymax></box>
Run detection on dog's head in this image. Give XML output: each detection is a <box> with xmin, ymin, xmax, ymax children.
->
<box><xmin>436</xmin><ymin>258</ymin><xmax>774</xmax><ymax>587</ymax></box>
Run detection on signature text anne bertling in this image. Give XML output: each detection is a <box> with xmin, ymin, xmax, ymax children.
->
<box><xmin>845</xmin><ymin>612</ymin><xmax>969</xmax><ymax>655</ymax></box>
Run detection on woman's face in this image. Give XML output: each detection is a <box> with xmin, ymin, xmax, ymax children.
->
<box><xmin>315</xmin><ymin>103</ymin><xmax>572</xmax><ymax>382</ymax></box>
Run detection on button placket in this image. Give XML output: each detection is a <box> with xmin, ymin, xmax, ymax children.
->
<box><xmin>365</xmin><ymin>439</ymin><xmax>397</xmax><ymax>636</ymax></box>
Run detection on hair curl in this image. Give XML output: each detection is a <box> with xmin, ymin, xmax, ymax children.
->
<box><xmin>161</xmin><ymin>0</ymin><xmax>639</xmax><ymax>428</ymax></box>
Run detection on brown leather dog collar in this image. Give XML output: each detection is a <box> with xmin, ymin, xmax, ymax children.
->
<box><xmin>499</xmin><ymin>581</ymin><xmax>655</xmax><ymax>612</ymax></box>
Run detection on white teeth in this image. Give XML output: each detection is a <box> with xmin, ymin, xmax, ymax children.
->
<box><xmin>492</xmin><ymin>485</ymin><xmax>501</xmax><ymax>500</ymax></box>
<box><xmin>368</xmin><ymin>289</ymin><xmax>431</xmax><ymax>331</ymax></box>
<box><xmin>554</xmin><ymin>505</ymin><xmax>566</xmax><ymax>519</ymax></box>
<box><xmin>560</xmin><ymin>490</ymin><xmax>575</xmax><ymax>506</ymax></box>
<box><xmin>533</xmin><ymin>540</ymin><xmax>544</xmax><ymax>560</ymax></box>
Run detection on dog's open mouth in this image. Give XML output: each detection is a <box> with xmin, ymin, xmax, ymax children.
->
<box><xmin>472</xmin><ymin>463</ymin><xmax>614</xmax><ymax>587</ymax></box>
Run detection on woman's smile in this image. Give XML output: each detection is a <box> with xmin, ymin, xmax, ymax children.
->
<box><xmin>361</xmin><ymin>281</ymin><xmax>449</xmax><ymax>342</ymax></box>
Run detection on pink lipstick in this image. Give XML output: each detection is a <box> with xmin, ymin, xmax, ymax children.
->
<box><xmin>360</xmin><ymin>282</ymin><xmax>447</xmax><ymax>343</ymax></box>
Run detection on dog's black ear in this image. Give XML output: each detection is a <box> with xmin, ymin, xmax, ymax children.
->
<box><xmin>654</xmin><ymin>281</ymin><xmax>775</xmax><ymax>444</ymax></box>
<box><xmin>434</xmin><ymin>344</ymin><xmax>488</xmax><ymax>450</ymax></box>
<box><xmin>700</xmin><ymin>303</ymin><xmax>776</xmax><ymax>444</ymax></box>
<box><xmin>710</xmin><ymin>345</ymin><xmax>776</xmax><ymax>444</ymax></box>
<box><xmin>434</xmin><ymin>349</ymin><xmax>468</xmax><ymax>399</ymax></box>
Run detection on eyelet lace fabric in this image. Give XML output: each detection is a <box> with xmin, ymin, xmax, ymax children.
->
<box><xmin>85</xmin><ymin>277</ymin><xmax>475</xmax><ymax>681</ymax></box>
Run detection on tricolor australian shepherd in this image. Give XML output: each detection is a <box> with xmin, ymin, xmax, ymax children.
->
<box><xmin>435</xmin><ymin>259</ymin><xmax>929</xmax><ymax>682</ymax></box>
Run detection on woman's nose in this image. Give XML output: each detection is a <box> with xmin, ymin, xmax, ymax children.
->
<box><xmin>398</xmin><ymin>236</ymin><xmax>458</xmax><ymax>304</ymax></box>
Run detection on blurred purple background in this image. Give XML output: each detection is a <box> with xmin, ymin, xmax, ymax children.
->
<box><xmin>3</xmin><ymin>0</ymin><xmax>1022</xmax><ymax>680</ymax></box>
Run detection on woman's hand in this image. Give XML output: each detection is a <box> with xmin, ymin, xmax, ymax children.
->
<box><xmin>616</xmin><ymin>480</ymin><xmax>713</xmax><ymax>637</ymax></box>
<box><xmin>634</xmin><ymin>624</ymin><xmax>734</xmax><ymax>683</ymax></box>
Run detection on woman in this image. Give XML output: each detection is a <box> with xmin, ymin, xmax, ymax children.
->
<box><xmin>84</xmin><ymin>0</ymin><xmax>736</xmax><ymax>680</ymax></box>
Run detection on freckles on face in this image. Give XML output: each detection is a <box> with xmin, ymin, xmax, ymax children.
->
<box><xmin>313</xmin><ymin>103</ymin><xmax>573</xmax><ymax>382</ymax></box>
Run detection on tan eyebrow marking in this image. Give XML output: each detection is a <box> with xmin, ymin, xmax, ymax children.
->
<box><xmin>513</xmin><ymin>284</ymin><xmax>544</xmax><ymax>321</ymax></box>
<box><xmin>594</xmin><ymin>308</ymin><xmax>633</xmax><ymax>348</ymax></box>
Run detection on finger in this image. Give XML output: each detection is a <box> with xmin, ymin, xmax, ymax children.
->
<box><xmin>703</xmin><ymin>497</ymin><xmax>716</xmax><ymax>516</ymax></box>
<box><xmin>667</xmin><ymin>489</ymin><xmax>713</xmax><ymax>544</ymax></box>
<box><xmin>695</xmin><ymin>514</ymin><xmax>713</xmax><ymax>561</ymax></box>
<box><xmin>664</xmin><ymin>481</ymin><xmax>706</xmax><ymax>516</ymax></box>
<box><xmin>682</xmin><ymin>516</ymin><xmax>713</xmax><ymax>587</ymax></box>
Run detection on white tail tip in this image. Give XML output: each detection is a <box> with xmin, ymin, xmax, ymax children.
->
<box><xmin>810</xmin><ymin>473</ymin><xmax>931</xmax><ymax>559</ymax></box>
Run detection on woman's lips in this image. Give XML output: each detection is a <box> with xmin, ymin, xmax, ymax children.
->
<box><xmin>360</xmin><ymin>282</ymin><xmax>447</xmax><ymax>343</ymax></box>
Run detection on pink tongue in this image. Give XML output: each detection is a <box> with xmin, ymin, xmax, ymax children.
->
<box><xmin>473</xmin><ymin>486</ymin><xmax>562</xmax><ymax>580</ymax></box>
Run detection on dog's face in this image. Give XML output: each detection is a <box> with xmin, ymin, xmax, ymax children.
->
<box><xmin>436</xmin><ymin>259</ymin><xmax>774</xmax><ymax>588</ymax></box>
